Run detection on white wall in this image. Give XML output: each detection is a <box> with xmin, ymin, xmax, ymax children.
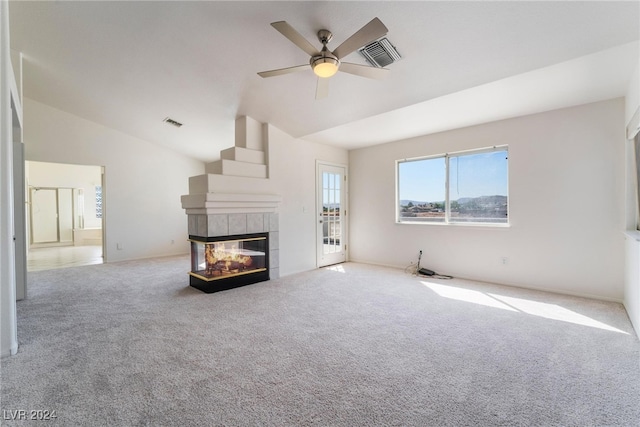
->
<box><xmin>27</xmin><ymin>161</ymin><xmax>103</xmax><ymax>229</ymax></box>
<box><xmin>623</xmin><ymin>56</ymin><xmax>640</xmax><ymax>336</ymax></box>
<box><xmin>350</xmin><ymin>98</ymin><xmax>626</xmax><ymax>302</ymax></box>
<box><xmin>267</xmin><ymin>125</ymin><xmax>348</xmax><ymax>276</ymax></box>
<box><xmin>24</xmin><ymin>99</ymin><xmax>204</xmax><ymax>262</ymax></box>
<box><xmin>624</xmin><ymin>58</ymin><xmax>639</xmax><ymax>231</ymax></box>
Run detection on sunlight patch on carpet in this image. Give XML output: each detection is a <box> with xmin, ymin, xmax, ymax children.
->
<box><xmin>324</xmin><ymin>264</ymin><xmax>346</xmax><ymax>273</ymax></box>
<box><xmin>422</xmin><ymin>281</ymin><xmax>628</xmax><ymax>334</ymax></box>
<box><xmin>422</xmin><ymin>281</ymin><xmax>518</xmax><ymax>312</ymax></box>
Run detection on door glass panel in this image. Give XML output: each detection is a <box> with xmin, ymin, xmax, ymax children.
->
<box><xmin>323</xmin><ymin>171</ymin><xmax>341</xmax><ymax>255</ymax></box>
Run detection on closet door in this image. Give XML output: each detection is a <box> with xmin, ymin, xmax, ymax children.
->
<box><xmin>31</xmin><ymin>188</ymin><xmax>58</xmax><ymax>243</ymax></box>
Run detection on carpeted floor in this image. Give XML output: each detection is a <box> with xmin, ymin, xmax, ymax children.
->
<box><xmin>1</xmin><ymin>256</ymin><xmax>639</xmax><ymax>426</ymax></box>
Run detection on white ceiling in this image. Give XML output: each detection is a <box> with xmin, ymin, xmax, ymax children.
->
<box><xmin>8</xmin><ymin>1</ymin><xmax>640</xmax><ymax>162</ymax></box>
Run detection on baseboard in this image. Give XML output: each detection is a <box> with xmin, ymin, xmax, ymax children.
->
<box><xmin>108</xmin><ymin>251</ymin><xmax>189</xmax><ymax>264</ymax></box>
<box><xmin>347</xmin><ymin>258</ymin><xmax>624</xmax><ymax>304</ymax></box>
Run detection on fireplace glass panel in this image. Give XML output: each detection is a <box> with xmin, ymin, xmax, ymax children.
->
<box><xmin>189</xmin><ymin>235</ymin><xmax>267</xmax><ymax>282</ymax></box>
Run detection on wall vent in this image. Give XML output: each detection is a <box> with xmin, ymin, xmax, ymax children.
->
<box><xmin>358</xmin><ymin>38</ymin><xmax>401</xmax><ymax>68</ymax></box>
<box><xmin>163</xmin><ymin>117</ymin><xmax>183</xmax><ymax>128</ymax></box>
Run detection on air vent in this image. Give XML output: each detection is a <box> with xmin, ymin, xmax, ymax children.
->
<box><xmin>163</xmin><ymin>117</ymin><xmax>183</xmax><ymax>128</ymax></box>
<box><xmin>358</xmin><ymin>38</ymin><xmax>401</xmax><ymax>68</ymax></box>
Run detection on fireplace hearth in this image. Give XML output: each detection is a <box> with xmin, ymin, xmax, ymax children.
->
<box><xmin>189</xmin><ymin>232</ymin><xmax>269</xmax><ymax>293</ymax></box>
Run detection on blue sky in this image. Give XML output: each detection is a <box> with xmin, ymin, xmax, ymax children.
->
<box><xmin>323</xmin><ymin>172</ymin><xmax>341</xmax><ymax>205</ymax></box>
<box><xmin>399</xmin><ymin>150</ymin><xmax>508</xmax><ymax>202</ymax></box>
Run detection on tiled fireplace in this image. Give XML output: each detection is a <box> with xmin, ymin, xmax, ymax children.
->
<box><xmin>181</xmin><ymin>116</ymin><xmax>281</xmax><ymax>293</ymax></box>
<box><xmin>182</xmin><ymin>193</ymin><xmax>281</xmax><ymax>293</ymax></box>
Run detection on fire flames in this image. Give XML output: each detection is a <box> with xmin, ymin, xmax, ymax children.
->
<box><xmin>204</xmin><ymin>243</ymin><xmax>253</xmax><ymax>276</ymax></box>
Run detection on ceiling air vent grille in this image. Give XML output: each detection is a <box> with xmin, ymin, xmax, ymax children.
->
<box><xmin>358</xmin><ymin>38</ymin><xmax>401</xmax><ymax>68</ymax></box>
<box><xmin>163</xmin><ymin>117</ymin><xmax>183</xmax><ymax>128</ymax></box>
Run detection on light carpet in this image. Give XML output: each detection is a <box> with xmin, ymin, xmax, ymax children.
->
<box><xmin>1</xmin><ymin>256</ymin><xmax>639</xmax><ymax>426</ymax></box>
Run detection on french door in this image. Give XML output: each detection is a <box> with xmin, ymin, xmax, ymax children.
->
<box><xmin>316</xmin><ymin>162</ymin><xmax>347</xmax><ymax>267</ymax></box>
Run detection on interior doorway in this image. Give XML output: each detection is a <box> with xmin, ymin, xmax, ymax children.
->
<box><xmin>26</xmin><ymin>161</ymin><xmax>104</xmax><ymax>271</ymax></box>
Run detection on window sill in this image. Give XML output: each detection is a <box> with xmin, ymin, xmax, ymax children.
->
<box><xmin>396</xmin><ymin>220</ymin><xmax>510</xmax><ymax>228</ymax></box>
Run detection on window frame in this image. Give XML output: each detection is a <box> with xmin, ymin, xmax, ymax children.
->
<box><xmin>396</xmin><ymin>145</ymin><xmax>509</xmax><ymax>226</ymax></box>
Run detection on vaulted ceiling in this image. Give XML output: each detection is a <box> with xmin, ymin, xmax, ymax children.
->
<box><xmin>9</xmin><ymin>1</ymin><xmax>640</xmax><ymax>162</ymax></box>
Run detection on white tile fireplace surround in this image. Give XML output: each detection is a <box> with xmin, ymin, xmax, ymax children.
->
<box><xmin>181</xmin><ymin>192</ymin><xmax>282</xmax><ymax>280</ymax></box>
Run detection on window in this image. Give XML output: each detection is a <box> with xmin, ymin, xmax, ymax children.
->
<box><xmin>95</xmin><ymin>186</ymin><xmax>103</xmax><ymax>219</ymax></box>
<box><xmin>397</xmin><ymin>146</ymin><xmax>508</xmax><ymax>224</ymax></box>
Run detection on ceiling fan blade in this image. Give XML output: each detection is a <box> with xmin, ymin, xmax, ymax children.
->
<box><xmin>339</xmin><ymin>62</ymin><xmax>390</xmax><ymax>80</ymax></box>
<box><xmin>258</xmin><ymin>64</ymin><xmax>310</xmax><ymax>78</ymax></box>
<box><xmin>271</xmin><ymin>21</ymin><xmax>319</xmax><ymax>57</ymax></box>
<box><xmin>315</xmin><ymin>77</ymin><xmax>329</xmax><ymax>100</ymax></box>
<box><xmin>332</xmin><ymin>17</ymin><xmax>388</xmax><ymax>60</ymax></box>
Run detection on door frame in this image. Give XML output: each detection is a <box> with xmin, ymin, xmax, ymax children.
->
<box><xmin>316</xmin><ymin>160</ymin><xmax>348</xmax><ymax>267</ymax></box>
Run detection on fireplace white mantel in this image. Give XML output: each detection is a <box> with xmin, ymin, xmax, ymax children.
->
<box><xmin>181</xmin><ymin>192</ymin><xmax>282</xmax><ymax>215</ymax></box>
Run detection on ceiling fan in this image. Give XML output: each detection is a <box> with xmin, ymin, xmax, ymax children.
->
<box><xmin>258</xmin><ymin>17</ymin><xmax>390</xmax><ymax>99</ymax></box>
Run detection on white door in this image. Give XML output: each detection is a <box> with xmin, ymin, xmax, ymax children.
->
<box><xmin>14</xmin><ymin>140</ymin><xmax>26</xmax><ymax>300</ymax></box>
<box><xmin>317</xmin><ymin>163</ymin><xmax>347</xmax><ymax>267</ymax></box>
<box><xmin>30</xmin><ymin>187</ymin><xmax>75</xmax><ymax>244</ymax></box>
<box><xmin>58</xmin><ymin>188</ymin><xmax>73</xmax><ymax>243</ymax></box>
<box><xmin>31</xmin><ymin>188</ymin><xmax>58</xmax><ymax>243</ymax></box>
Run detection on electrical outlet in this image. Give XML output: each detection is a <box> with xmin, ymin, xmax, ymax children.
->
<box><xmin>117</xmin><ymin>243</ymin><xmax>123</xmax><ymax>250</ymax></box>
<box><xmin>501</xmin><ymin>256</ymin><xmax>509</xmax><ymax>265</ymax></box>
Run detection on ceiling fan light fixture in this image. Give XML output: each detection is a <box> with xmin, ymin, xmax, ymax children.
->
<box><xmin>311</xmin><ymin>56</ymin><xmax>340</xmax><ymax>78</ymax></box>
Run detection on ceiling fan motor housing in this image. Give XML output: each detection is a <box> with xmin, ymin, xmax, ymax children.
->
<box><xmin>317</xmin><ymin>29</ymin><xmax>333</xmax><ymax>44</ymax></box>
